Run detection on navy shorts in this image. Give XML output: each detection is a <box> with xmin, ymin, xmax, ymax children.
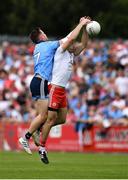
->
<box><xmin>30</xmin><ymin>76</ymin><xmax>49</xmax><ymax>100</ymax></box>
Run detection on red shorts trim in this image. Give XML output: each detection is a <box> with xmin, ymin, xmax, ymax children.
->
<box><xmin>48</xmin><ymin>84</ymin><xmax>67</xmax><ymax>109</ymax></box>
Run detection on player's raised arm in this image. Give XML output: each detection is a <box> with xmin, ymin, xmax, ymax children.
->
<box><xmin>73</xmin><ymin>16</ymin><xmax>91</xmax><ymax>56</ymax></box>
<box><xmin>81</xmin><ymin>17</ymin><xmax>91</xmax><ymax>48</ymax></box>
<box><xmin>60</xmin><ymin>17</ymin><xmax>91</xmax><ymax>51</ymax></box>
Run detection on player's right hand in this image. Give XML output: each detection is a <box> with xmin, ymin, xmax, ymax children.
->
<box><xmin>79</xmin><ymin>16</ymin><xmax>91</xmax><ymax>26</ymax></box>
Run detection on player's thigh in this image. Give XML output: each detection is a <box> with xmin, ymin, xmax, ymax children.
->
<box><xmin>56</xmin><ymin>107</ymin><xmax>68</xmax><ymax>124</ymax></box>
<box><xmin>35</xmin><ymin>99</ymin><xmax>48</xmax><ymax>116</ymax></box>
<box><xmin>47</xmin><ymin>110</ymin><xmax>58</xmax><ymax>125</ymax></box>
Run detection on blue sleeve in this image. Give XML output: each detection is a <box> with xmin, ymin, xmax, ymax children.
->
<box><xmin>50</xmin><ymin>41</ymin><xmax>60</xmax><ymax>49</ymax></box>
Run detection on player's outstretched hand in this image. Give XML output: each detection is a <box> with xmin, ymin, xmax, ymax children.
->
<box><xmin>79</xmin><ymin>16</ymin><xmax>91</xmax><ymax>26</ymax></box>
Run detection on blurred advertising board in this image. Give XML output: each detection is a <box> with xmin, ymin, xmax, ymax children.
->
<box><xmin>1</xmin><ymin>122</ymin><xmax>128</xmax><ymax>153</ymax></box>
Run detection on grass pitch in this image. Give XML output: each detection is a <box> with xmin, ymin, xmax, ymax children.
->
<box><xmin>0</xmin><ymin>151</ymin><xmax>128</xmax><ymax>179</ymax></box>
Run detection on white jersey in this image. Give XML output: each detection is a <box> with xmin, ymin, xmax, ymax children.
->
<box><xmin>51</xmin><ymin>46</ymin><xmax>74</xmax><ymax>87</ymax></box>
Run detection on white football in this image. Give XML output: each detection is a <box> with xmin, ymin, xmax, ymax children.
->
<box><xmin>86</xmin><ymin>21</ymin><xmax>101</xmax><ymax>35</ymax></box>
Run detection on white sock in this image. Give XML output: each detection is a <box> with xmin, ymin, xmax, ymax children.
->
<box><xmin>39</xmin><ymin>146</ymin><xmax>46</xmax><ymax>152</ymax></box>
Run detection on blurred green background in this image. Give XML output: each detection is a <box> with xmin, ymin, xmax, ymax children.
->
<box><xmin>1</xmin><ymin>0</ymin><xmax>128</xmax><ymax>38</ymax></box>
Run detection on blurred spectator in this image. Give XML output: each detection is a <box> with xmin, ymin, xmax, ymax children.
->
<box><xmin>0</xmin><ymin>39</ymin><xmax>127</xmax><ymax>132</ymax></box>
<box><xmin>0</xmin><ymin>41</ymin><xmax>34</xmax><ymax>122</ymax></box>
<box><xmin>111</xmin><ymin>93</ymin><xmax>126</xmax><ymax>109</ymax></box>
<box><xmin>115</xmin><ymin>70</ymin><xmax>128</xmax><ymax>96</ymax></box>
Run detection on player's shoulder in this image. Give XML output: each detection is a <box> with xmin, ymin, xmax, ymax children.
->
<box><xmin>36</xmin><ymin>40</ymin><xmax>57</xmax><ymax>46</ymax></box>
<box><xmin>46</xmin><ymin>40</ymin><xmax>59</xmax><ymax>44</ymax></box>
<box><xmin>56</xmin><ymin>46</ymin><xmax>64</xmax><ymax>53</ymax></box>
<box><xmin>44</xmin><ymin>40</ymin><xmax>60</xmax><ymax>49</ymax></box>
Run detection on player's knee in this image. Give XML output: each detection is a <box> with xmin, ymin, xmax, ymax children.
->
<box><xmin>41</xmin><ymin>114</ymin><xmax>47</xmax><ymax>121</ymax></box>
<box><xmin>47</xmin><ymin>119</ymin><xmax>56</xmax><ymax>127</ymax></box>
<box><xmin>56</xmin><ymin>118</ymin><xmax>66</xmax><ymax>125</ymax></box>
<box><xmin>38</xmin><ymin>113</ymin><xmax>47</xmax><ymax>123</ymax></box>
<box><xmin>47</xmin><ymin>116</ymin><xmax>57</xmax><ymax>126</ymax></box>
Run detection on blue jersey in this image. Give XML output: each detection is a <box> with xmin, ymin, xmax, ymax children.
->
<box><xmin>33</xmin><ymin>40</ymin><xmax>59</xmax><ymax>81</ymax></box>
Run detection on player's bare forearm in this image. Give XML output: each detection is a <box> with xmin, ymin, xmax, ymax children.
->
<box><xmin>81</xmin><ymin>27</ymin><xmax>89</xmax><ymax>48</ymax></box>
<box><xmin>69</xmin><ymin>23</ymin><xmax>84</xmax><ymax>41</ymax></box>
<box><xmin>80</xmin><ymin>16</ymin><xmax>91</xmax><ymax>48</ymax></box>
<box><xmin>60</xmin><ymin>21</ymin><xmax>86</xmax><ymax>51</ymax></box>
<box><xmin>73</xmin><ymin>27</ymin><xmax>89</xmax><ymax>56</ymax></box>
<box><xmin>68</xmin><ymin>17</ymin><xmax>90</xmax><ymax>42</ymax></box>
<box><xmin>60</xmin><ymin>18</ymin><xmax>90</xmax><ymax>51</ymax></box>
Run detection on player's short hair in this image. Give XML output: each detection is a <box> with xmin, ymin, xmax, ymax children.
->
<box><xmin>29</xmin><ymin>27</ymin><xmax>42</xmax><ymax>44</ymax></box>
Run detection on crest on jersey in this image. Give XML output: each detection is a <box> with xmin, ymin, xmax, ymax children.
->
<box><xmin>52</xmin><ymin>102</ymin><xmax>57</xmax><ymax>107</ymax></box>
